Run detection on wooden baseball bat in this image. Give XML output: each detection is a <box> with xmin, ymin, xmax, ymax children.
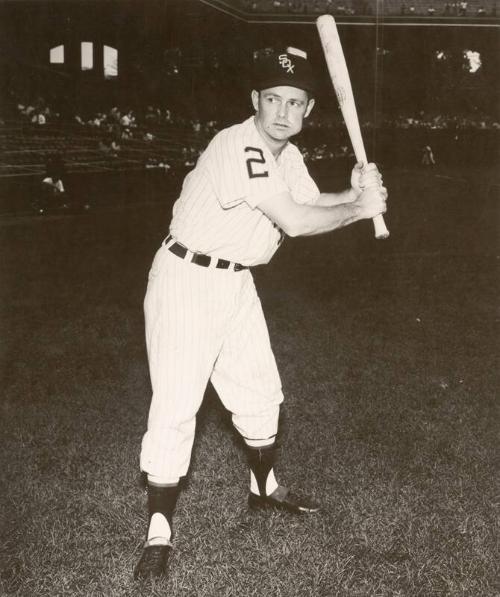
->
<box><xmin>316</xmin><ymin>14</ymin><xmax>389</xmax><ymax>239</ymax></box>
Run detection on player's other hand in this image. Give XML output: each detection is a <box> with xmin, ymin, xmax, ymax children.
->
<box><xmin>355</xmin><ymin>185</ymin><xmax>388</xmax><ymax>220</ymax></box>
<box><xmin>351</xmin><ymin>162</ymin><xmax>384</xmax><ymax>196</ymax></box>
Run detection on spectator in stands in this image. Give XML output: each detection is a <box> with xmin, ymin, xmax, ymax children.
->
<box><xmin>19</xmin><ymin>103</ymin><xmax>35</xmax><ymax>121</ymax></box>
<box><xmin>421</xmin><ymin>145</ymin><xmax>436</xmax><ymax>167</ymax></box>
<box><xmin>99</xmin><ymin>134</ymin><xmax>120</xmax><ymax>158</ymax></box>
<box><xmin>181</xmin><ymin>146</ymin><xmax>199</xmax><ymax>167</ymax></box>
<box><xmin>32</xmin><ymin>112</ymin><xmax>46</xmax><ymax>126</ymax></box>
<box><xmin>89</xmin><ymin>113</ymin><xmax>106</xmax><ymax>128</ymax></box>
<box><xmin>120</xmin><ymin>109</ymin><xmax>135</xmax><ymax>128</ymax></box>
<box><xmin>204</xmin><ymin>120</ymin><xmax>219</xmax><ymax>135</ymax></box>
<box><xmin>111</xmin><ymin>137</ymin><xmax>121</xmax><ymax>153</ymax></box>
<box><xmin>145</xmin><ymin>106</ymin><xmax>160</xmax><ymax>124</ymax></box>
<box><xmin>459</xmin><ymin>0</ymin><xmax>467</xmax><ymax>14</ymax></box>
<box><xmin>146</xmin><ymin>156</ymin><xmax>171</xmax><ymax>172</ymax></box>
<box><xmin>44</xmin><ymin>106</ymin><xmax>55</xmax><ymax>121</ymax></box>
<box><xmin>427</xmin><ymin>5</ymin><xmax>436</xmax><ymax>15</ymax></box>
<box><xmin>120</xmin><ymin>109</ymin><xmax>136</xmax><ymax>139</ymax></box>
<box><xmin>109</xmin><ymin>106</ymin><xmax>121</xmax><ymax>124</ymax></box>
<box><xmin>477</xmin><ymin>5</ymin><xmax>486</xmax><ymax>14</ymax></box>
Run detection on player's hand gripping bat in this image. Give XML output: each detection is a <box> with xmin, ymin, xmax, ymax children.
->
<box><xmin>316</xmin><ymin>14</ymin><xmax>390</xmax><ymax>239</ymax></box>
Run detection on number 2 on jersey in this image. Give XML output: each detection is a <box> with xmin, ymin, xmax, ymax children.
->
<box><xmin>244</xmin><ymin>147</ymin><xmax>269</xmax><ymax>179</ymax></box>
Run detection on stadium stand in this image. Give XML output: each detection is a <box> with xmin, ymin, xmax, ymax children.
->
<box><xmin>0</xmin><ymin>103</ymin><xmax>212</xmax><ymax>178</ymax></box>
<box><xmin>224</xmin><ymin>0</ymin><xmax>498</xmax><ymax>16</ymax></box>
<box><xmin>1</xmin><ymin>102</ymin><xmax>497</xmax><ymax>181</ymax></box>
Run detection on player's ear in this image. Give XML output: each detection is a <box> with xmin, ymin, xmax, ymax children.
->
<box><xmin>304</xmin><ymin>98</ymin><xmax>315</xmax><ymax>118</ymax></box>
<box><xmin>251</xmin><ymin>90</ymin><xmax>260</xmax><ymax>112</ymax></box>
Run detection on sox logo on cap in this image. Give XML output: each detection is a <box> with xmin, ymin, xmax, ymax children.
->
<box><xmin>278</xmin><ymin>54</ymin><xmax>295</xmax><ymax>73</ymax></box>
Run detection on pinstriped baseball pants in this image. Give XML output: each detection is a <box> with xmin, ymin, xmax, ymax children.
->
<box><xmin>139</xmin><ymin>244</ymin><xmax>284</xmax><ymax>480</ymax></box>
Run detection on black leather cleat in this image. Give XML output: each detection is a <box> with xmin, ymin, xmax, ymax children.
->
<box><xmin>248</xmin><ymin>485</ymin><xmax>320</xmax><ymax>514</ymax></box>
<box><xmin>133</xmin><ymin>541</ymin><xmax>172</xmax><ymax>580</ymax></box>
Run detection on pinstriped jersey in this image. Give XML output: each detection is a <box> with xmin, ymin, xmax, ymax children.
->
<box><xmin>170</xmin><ymin>116</ymin><xmax>320</xmax><ymax>266</ymax></box>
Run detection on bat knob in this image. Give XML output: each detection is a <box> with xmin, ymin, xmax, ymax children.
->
<box><xmin>373</xmin><ymin>215</ymin><xmax>390</xmax><ymax>239</ymax></box>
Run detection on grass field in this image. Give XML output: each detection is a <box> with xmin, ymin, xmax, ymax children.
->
<box><xmin>0</xmin><ymin>165</ymin><xmax>498</xmax><ymax>596</ymax></box>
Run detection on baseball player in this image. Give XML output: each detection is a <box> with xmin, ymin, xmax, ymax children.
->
<box><xmin>134</xmin><ymin>47</ymin><xmax>387</xmax><ymax>580</ymax></box>
<box><xmin>36</xmin><ymin>155</ymin><xmax>67</xmax><ymax>214</ymax></box>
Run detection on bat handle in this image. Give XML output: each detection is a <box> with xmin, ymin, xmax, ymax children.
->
<box><xmin>373</xmin><ymin>214</ymin><xmax>389</xmax><ymax>239</ymax></box>
<box><xmin>357</xmin><ymin>157</ymin><xmax>390</xmax><ymax>240</ymax></box>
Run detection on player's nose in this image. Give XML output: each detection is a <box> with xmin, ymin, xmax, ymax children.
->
<box><xmin>277</xmin><ymin>102</ymin><xmax>288</xmax><ymax>119</ymax></box>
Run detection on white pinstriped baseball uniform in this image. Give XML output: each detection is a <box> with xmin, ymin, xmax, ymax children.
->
<box><xmin>140</xmin><ymin>115</ymin><xmax>320</xmax><ymax>481</ymax></box>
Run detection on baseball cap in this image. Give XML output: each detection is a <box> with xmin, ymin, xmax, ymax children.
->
<box><xmin>253</xmin><ymin>47</ymin><xmax>316</xmax><ymax>95</ymax></box>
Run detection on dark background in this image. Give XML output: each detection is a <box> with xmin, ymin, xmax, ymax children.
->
<box><xmin>1</xmin><ymin>0</ymin><xmax>498</xmax><ymax>121</ymax></box>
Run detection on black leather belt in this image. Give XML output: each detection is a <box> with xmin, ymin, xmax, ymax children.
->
<box><xmin>164</xmin><ymin>236</ymin><xmax>248</xmax><ymax>272</ymax></box>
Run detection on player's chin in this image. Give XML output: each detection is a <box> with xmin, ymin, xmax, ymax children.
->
<box><xmin>270</xmin><ymin>124</ymin><xmax>296</xmax><ymax>139</ymax></box>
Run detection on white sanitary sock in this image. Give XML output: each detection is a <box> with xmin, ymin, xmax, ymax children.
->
<box><xmin>146</xmin><ymin>512</ymin><xmax>172</xmax><ymax>546</ymax></box>
<box><xmin>250</xmin><ymin>468</ymin><xmax>279</xmax><ymax>496</ymax></box>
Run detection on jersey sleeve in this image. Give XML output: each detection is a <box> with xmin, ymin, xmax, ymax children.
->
<box><xmin>283</xmin><ymin>145</ymin><xmax>321</xmax><ymax>205</ymax></box>
<box><xmin>206</xmin><ymin>128</ymin><xmax>288</xmax><ymax>210</ymax></box>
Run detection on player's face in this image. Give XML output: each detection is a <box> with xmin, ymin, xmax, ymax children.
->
<box><xmin>252</xmin><ymin>87</ymin><xmax>315</xmax><ymax>147</ymax></box>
